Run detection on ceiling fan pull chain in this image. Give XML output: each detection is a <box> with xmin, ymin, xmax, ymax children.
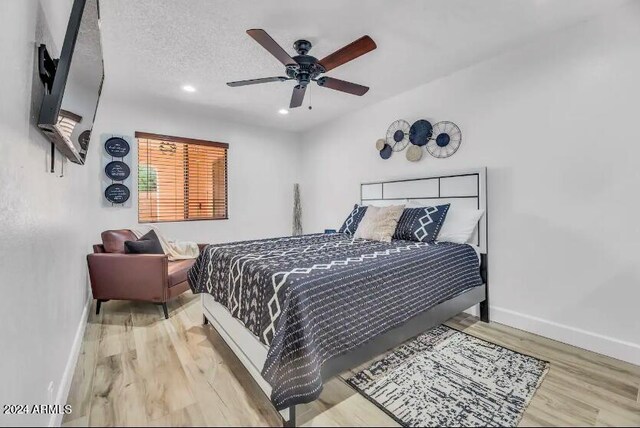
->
<box><xmin>308</xmin><ymin>84</ymin><xmax>313</xmax><ymax>110</ymax></box>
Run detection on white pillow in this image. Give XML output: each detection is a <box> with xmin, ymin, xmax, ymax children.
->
<box><xmin>437</xmin><ymin>207</ymin><xmax>485</xmax><ymax>244</ymax></box>
<box><xmin>405</xmin><ymin>200</ymin><xmax>428</xmax><ymax>208</ymax></box>
<box><xmin>354</xmin><ymin>205</ymin><xmax>405</xmax><ymax>242</ymax></box>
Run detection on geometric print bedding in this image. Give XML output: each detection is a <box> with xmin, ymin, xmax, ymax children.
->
<box><xmin>188</xmin><ymin>233</ymin><xmax>483</xmax><ymax>410</ymax></box>
<box><xmin>347</xmin><ymin>325</ymin><xmax>549</xmax><ymax>427</ymax></box>
<box><xmin>339</xmin><ymin>204</ymin><xmax>368</xmax><ymax>234</ymax></box>
<box><xmin>393</xmin><ymin>204</ymin><xmax>450</xmax><ymax>242</ymax></box>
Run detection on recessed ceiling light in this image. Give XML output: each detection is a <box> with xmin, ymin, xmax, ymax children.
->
<box><xmin>278</xmin><ymin>109</ymin><xmax>289</xmax><ymax>115</ymax></box>
<box><xmin>182</xmin><ymin>85</ymin><xmax>196</xmax><ymax>93</ymax></box>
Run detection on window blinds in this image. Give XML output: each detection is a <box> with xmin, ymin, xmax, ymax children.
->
<box><xmin>136</xmin><ymin>132</ymin><xmax>228</xmax><ymax>223</ymax></box>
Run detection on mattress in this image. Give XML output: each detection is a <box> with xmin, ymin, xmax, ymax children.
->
<box><xmin>188</xmin><ymin>233</ymin><xmax>483</xmax><ymax>409</ymax></box>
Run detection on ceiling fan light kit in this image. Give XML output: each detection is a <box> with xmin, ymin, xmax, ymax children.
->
<box><xmin>227</xmin><ymin>29</ymin><xmax>376</xmax><ymax>109</ymax></box>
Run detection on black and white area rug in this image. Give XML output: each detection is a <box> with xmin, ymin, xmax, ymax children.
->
<box><xmin>346</xmin><ymin>325</ymin><xmax>549</xmax><ymax>427</ymax></box>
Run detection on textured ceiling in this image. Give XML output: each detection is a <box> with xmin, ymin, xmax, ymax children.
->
<box><xmin>99</xmin><ymin>0</ymin><xmax>623</xmax><ymax>131</ymax></box>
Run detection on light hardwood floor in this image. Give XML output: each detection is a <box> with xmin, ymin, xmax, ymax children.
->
<box><xmin>62</xmin><ymin>294</ymin><xmax>640</xmax><ymax>427</ymax></box>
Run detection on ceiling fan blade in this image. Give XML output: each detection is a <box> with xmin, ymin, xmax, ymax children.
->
<box><xmin>246</xmin><ymin>29</ymin><xmax>297</xmax><ymax>67</ymax></box>
<box><xmin>318</xmin><ymin>35</ymin><xmax>376</xmax><ymax>72</ymax></box>
<box><xmin>316</xmin><ymin>77</ymin><xmax>369</xmax><ymax>96</ymax></box>
<box><xmin>227</xmin><ymin>76</ymin><xmax>290</xmax><ymax>87</ymax></box>
<box><xmin>290</xmin><ymin>85</ymin><xmax>306</xmax><ymax>108</ymax></box>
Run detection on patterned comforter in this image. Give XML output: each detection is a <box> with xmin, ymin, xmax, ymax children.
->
<box><xmin>187</xmin><ymin>233</ymin><xmax>483</xmax><ymax>410</ymax></box>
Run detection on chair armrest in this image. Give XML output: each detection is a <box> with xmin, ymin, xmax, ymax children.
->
<box><xmin>87</xmin><ymin>253</ymin><xmax>168</xmax><ymax>302</ymax></box>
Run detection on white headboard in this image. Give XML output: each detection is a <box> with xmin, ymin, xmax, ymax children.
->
<box><xmin>360</xmin><ymin>168</ymin><xmax>487</xmax><ymax>254</ymax></box>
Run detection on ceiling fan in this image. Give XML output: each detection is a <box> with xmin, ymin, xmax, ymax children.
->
<box><xmin>227</xmin><ymin>29</ymin><xmax>377</xmax><ymax>109</ymax></box>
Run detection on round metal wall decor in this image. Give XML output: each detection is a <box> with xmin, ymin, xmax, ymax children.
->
<box><xmin>375</xmin><ymin>138</ymin><xmax>386</xmax><ymax>151</ymax></box>
<box><xmin>409</xmin><ymin>119</ymin><xmax>433</xmax><ymax>146</ymax></box>
<box><xmin>386</xmin><ymin>120</ymin><xmax>410</xmax><ymax>152</ymax></box>
<box><xmin>379</xmin><ymin>143</ymin><xmax>393</xmax><ymax>159</ymax></box>
<box><xmin>104</xmin><ymin>183</ymin><xmax>130</xmax><ymax>204</ymax></box>
<box><xmin>427</xmin><ymin>121</ymin><xmax>462</xmax><ymax>158</ymax></box>
<box><xmin>104</xmin><ymin>137</ymin><xmax>130</xmax><ymax>158</ymax></box>
<box><xmin>406</xmin><ymin>145</ymin><xmax>423</xmax><ymax>162</ymax></box>
<box><xmin>105</xmin><ymin>160</ymin><xmax>131</xmax><ymax>181</ymax></box>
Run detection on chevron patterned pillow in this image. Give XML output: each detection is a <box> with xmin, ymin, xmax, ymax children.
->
<box><xmin>393</xmin><ymin>204</ymin><xmax>450</xmax><ymax>242</ymax></box>
<box><xmin>338</xmin><ymin>204</ymin><xmax>368</xmax><ymax>235</ymax></box>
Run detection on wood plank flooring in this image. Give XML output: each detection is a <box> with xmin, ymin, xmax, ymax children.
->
<box><xmin>63</xmin><ymin>294</ymin><xmax>640</xmax><ymax>426</ymax></box>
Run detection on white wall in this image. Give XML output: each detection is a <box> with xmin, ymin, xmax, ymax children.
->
<box><xmin>0</xmin><ymin>1</ymin><xmax>89</xmax><ymax>426</ymax></box>
<box><xmin>2</xmin><ymin>2</ymin><xmax>638</xmax><ymax>423</ymax></box>
<box><xmin>299</xmin><ymin>3</ymin><xmax>640</xmax><ymax>364</ymax></box>
<box><xmin>0</xmin><ymin>2</ymin><xmax>299</xmax><ymax>425</ymax></box>
<box><xmin>88</xmin><ymin>91</ymin><xmax>301</xmax><ymax>245</ymax></box>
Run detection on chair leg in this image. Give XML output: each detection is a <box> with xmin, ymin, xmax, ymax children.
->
<box><xmin>162</xmin><ymin>303</ymin><xmax>169</xmax><ymax>319</ymax></box>
<box><xmin>96</xmin><ymin>299</ymin><xmax>102</xmax><ymax>315</ymax></box>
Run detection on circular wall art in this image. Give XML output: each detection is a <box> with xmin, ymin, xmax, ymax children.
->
<box><xmin>386</xmin><ymin>120</ymin><xmax>410</xmax><ymax>152</ymax></box>
<box><xmin>409</xmin><ymin>119</ymin><xmax>433</xmax><ymax>146</ymax></box>
<box><xmin>379</xmin><ymin>143</ymin><xmax>393</xmax><ymax>159</ymax></box>
<box><xmin>104</xmin><ymin>137</ymin><xmax>130</xmax><ymax>158</ymax></box>
<box><xmin>427</xmin><ymin>121</ymin><xmax>462</xmax><ymax>158</ymax></box>
<box><xmin>375</xmin><ymin>138</ymin><xmax>386</xmax><ymax>151</ymax></box>
<box><xmin>104</xmin><ymin>183</ymin><xmax>130</xmax><ymax>204</ymax></box>
<box><xmin>105</xmin><ymin>160</ymin><xmax>131</xmax><ymax>181</ymax></box>
<box><xmin>406</xmin><ymin>145</ymin><xmax>423</xmax><ymax>162</ymax></box>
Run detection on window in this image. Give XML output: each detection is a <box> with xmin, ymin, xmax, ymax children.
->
<box><xmin>136</xmin><ymin>131</ymin><xmax>228</xmax><ymax>223</ymax></box>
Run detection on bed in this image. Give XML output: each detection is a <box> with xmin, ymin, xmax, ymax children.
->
<box><xmin>188</xmin><ymin>168</ymin><xmax>489</xmax><ymax>426</ymax></box>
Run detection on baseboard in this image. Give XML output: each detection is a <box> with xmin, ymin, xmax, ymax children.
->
<box><xmin>49</xmin><ymin>297</ymin><xmax>91</xmax><ymax>427</ymax></box>
<box><xmin>487</xmin><ymin>305</ymin><xmax>640</xmax><ymax>366</ymax></box>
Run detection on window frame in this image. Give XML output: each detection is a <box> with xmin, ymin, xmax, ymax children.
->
<box><xmin>135</xmin><ymin>131</ymin><xmax>229</xmax><ymax>223</ymax></box>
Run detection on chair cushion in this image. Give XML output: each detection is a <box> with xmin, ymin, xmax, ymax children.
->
<box><xmin>101</xmin><ymin>229</ymin><xmax>137</xmax><ymax>253</ymax></box>
<box><xmin>168</xmin><ymin>259</ymin><xmax>195</xmax><ymax>287</ymax></box>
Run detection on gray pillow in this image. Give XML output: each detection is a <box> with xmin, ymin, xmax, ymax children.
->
<box><xmin>124</xmin><ymin>230</ymin><xmax>164</xmax><ymax>254</ymax></box>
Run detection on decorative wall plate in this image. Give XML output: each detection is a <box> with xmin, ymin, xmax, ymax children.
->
<box><xmin>104</xmin><ymin>183</ymin><xmax>130</xmax><ymax>204</ymax></box>
<box><xmin>379</xmin><ymin>143</ymin><xmax>393</xmax><ymax>159</ymax></box>
<box><xmin>386</xmin><ymin>120</ymin><xmax>410</xmax><ymax>152</ymax></box>
<box><xmin>104</xmin><ymin>137</ymin><xmax>130</xmax><ymax>157</ymax></box>
<box><xmin>105</xmin><ymin>160</ymin><xmax>131</xmax><ymax>181</ymax></box>
<box><xmin>409</xmin><ymin>119</ymin><xmax>433</xmax><ymax>146</ymax></box>
<box><xmin>406</xmin><ymin>145</ymin><xmax>423</xmax><ymax>162</ymax></box>
<box><xmin>427</xmin><ymin>121</ymin><xmax>462</xmax><ymax>158</ymax></box>
<box><xmin>375</xmin><ymin>138</ymin><xmax>386</xmax><ymax>151</ymax></box>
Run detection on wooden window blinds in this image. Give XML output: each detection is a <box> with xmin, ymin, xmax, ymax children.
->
<box><xmin>136</xmin><ymin>131</ymin><xmax>228</xmax><ymax>223</ymax></box>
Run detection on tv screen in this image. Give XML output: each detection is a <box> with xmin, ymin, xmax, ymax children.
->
<box><xmin>38</xmin><ymin>0</ymin><xmax>103</xmax><ymax>165</ymax></box>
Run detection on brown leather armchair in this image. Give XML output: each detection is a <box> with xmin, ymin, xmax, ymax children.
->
<box><xmin>87</xmin><ymin>229</ymin><xmax>205</xmax><ymax>319</ymax></box>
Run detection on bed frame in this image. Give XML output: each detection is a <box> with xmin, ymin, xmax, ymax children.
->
<box><xmin>201</xmin><ymin>168</ymin><xmax>489</xmax><ymax>427</ymax></box>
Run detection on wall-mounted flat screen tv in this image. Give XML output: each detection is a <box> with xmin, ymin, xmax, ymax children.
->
<box><xmin>38</xmin><ymin>0</ymin><xmax>103</xmax><ymax>165</ymax></box>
